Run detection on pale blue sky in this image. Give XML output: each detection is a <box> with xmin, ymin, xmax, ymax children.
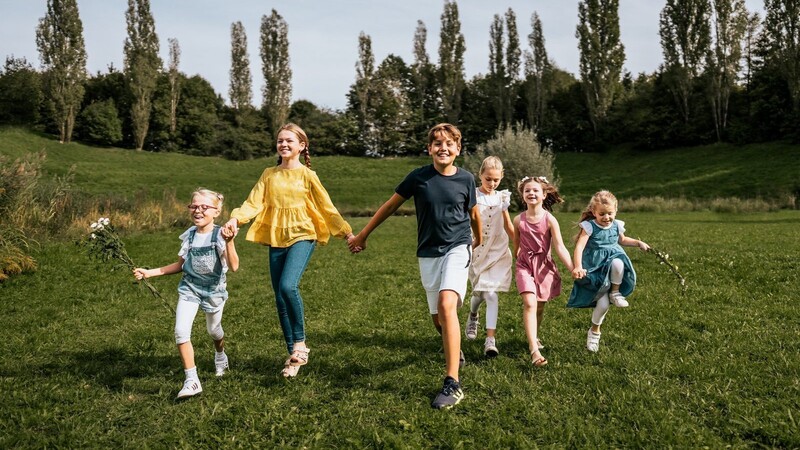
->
<box><xmin>1</xmin><ymin>0</ymin><xmax>765</xmax><ymax>110</ymax></box>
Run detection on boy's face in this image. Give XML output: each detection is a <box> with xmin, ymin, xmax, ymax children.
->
<box><xmin>427</xmin><ymin>132</ymin><xmax>461</xmax><ymax>168</ymax></box>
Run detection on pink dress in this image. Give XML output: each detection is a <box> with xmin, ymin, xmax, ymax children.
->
<box><xmin>515</xmin><ymin>211</ymin><xmax>562</xmax><ymax>300</ymax></box>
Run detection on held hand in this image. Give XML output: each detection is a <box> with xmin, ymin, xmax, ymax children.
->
<box><xmin>348</xmin><ymin>233</ymin><xmax>366</xmax><ymax>253</ymax></box>
<box><xmin>223</xmin><ymin>218</ymin><xmax>238</xmax><ymax>238</ymax></box>
<box><xmin>638</xmin><ymin>240</ymin><xmax>651</xmax><ymax>252</ymax></box>
<box><xmin>572</xmin><ymin>267</ymin><xmax>587</xmax><ymax>279</ymax></box>
<box><xmin>133</xmin><ymin>268</ymin><xmax>149</xmax><ymax>280</ymax></box>
<box><xmin>221</xmin><ymin>226</ymin><xmax>236</xmax><ymax>241</ymax></box>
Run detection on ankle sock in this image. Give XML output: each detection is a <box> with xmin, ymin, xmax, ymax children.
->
<box><xmin>185</xmin><ymin>366</ymin><xmax>198</xmax><ymax>380</ymax></box>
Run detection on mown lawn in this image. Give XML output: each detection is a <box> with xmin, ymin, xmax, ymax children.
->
<box><xmin>2</xmin><ymin>212</ymin><xmax>798</xmax><ymax>448</ymax></box>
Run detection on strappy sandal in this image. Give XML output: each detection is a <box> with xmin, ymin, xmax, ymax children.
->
<box><xmin>281</xmin><ymin>347</ymin><xmax>310</xmax><ymax>378</ymax></box>
<box><xmin>531</xmin><ymin>351</ymin><xmax>548</xmax><ymax>368</ymax></box>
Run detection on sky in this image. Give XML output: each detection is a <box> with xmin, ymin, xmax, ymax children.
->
<box><xmin>1</xmin><ymin>0</ymin><xmax>766</xmax><ymax>111</ymax></box>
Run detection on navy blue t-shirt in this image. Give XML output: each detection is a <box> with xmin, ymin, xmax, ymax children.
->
<box><xmin>395</xmin><ymin>164</ymin><xmax>477</xmax><ymax>257</ymax></box>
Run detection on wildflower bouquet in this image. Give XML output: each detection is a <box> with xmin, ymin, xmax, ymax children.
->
<box><xmin>645</xmin><ymin>245</ymin><xmax>687</xmax><ymax>295</ymax></box>
<box><xmin>81</xmin><ymin>217</ymin><xmax>174</xmax><ymax>313</ymax></box>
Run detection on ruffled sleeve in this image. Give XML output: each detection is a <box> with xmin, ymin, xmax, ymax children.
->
<box><xmin>231</xmin><ymin>168</ymin><xmax>269</xmax><ymax>225</ymax></box>
<box><xmin>306</xmin><ymin>170</ymin><xmax>352</xmax><ymax>244</ymax></box>
<box><xmin>579</xmin><ymin>220</ymin><xmax>594</xmax><ymax>236</ymax></box>
<box><xmin>177</xmin><ymin>227</ymin><xmax>195</xmax><ymax>258</ymax></box>
<box><xmin>499</xmin><ymin>189</ymin><xmax>512</xmax><ymax>211</ymax></box>
<box><xmin>615</xmin><ymin>219</ymin><xmax>626</xmax><ymax>235</ymax></box>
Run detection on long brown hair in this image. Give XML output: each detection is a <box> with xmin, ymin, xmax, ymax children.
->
<box><xmin>516</xmin><ymin>176</ymin><xmax>564</xmax><ymax>212</ymax></box>
<box><xmin>574</xmin><ymin>190</ymin><xmax>618</xmax><ymax>241</ymax></box>
<box><xmin>276</xmin><ymin>123</ymin><xmax>311</xmax><ymax>168</ymax></box>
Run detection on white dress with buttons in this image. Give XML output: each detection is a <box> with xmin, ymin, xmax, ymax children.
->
<box><xmin>469</xmin><ymin>189</ymin><xmax>513</xmax><ymax>292</ymax></box>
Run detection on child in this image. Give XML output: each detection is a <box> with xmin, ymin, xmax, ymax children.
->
<box><xmin>569</xmin><ymin>190</ymin><xmax>650</xmax><ymax>353</ymax></box>
<box><xmin>134</xmin><ymin>188</ymin><xmax>239</xmax><ymax>399</ymax></box>
<box><xmin>349</xmin><ymin>123</ymin><xmax>482</xmax><ymax>410</ymax></box>
<box><xmin>223</xmin><ymin>123</ymin><xmax>353</xmax><ymax>378</ymax></box>
<box><xmin>513</xmin><ymin>177</ymin><xmax>573</xmax><ymax>367</ymax></box>
<box><xmin>465</xmin><ymin>156</ymin><xmax>514</xmax><ymax>357</ymax></box>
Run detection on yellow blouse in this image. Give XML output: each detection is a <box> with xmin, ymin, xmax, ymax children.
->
<box><xmin>230</xmin><ymin>165</ymin><xmax>352</xmax><ymax>247</ymax></box>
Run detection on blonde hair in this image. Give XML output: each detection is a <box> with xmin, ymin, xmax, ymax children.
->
<box><xmin>479</xmin><ymin>155</ymin><xmax>503</xmax><ymax>174</ymax></box>
<box><xmin>192</xmin><ymin>188</ymin><xmax>224</xmax><ymax>209</ymax></box>
<box><xmin>516</xmin><ymin>176</ymin><xmax>564</xmax><ymax>212</ymax></box>
<box><xmin>578</xmin><ymin>190</ymin><xmax>618</xmax><ymax>223</ymax></box>
<box><xmin>427</xmin><ymin>123</ymin><xmax>462</xmax><ymax>151</ymax></box>
<box><xmin>277</xmin><ymin>122</ymin><xmax>311</xmax><ymax>168</ymax></box>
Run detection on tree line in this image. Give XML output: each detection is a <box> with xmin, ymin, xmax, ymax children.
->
<box><xmin>1</xmin><ymin>0</ymin><xmax>798</xmax><ymax>159</ymax></box>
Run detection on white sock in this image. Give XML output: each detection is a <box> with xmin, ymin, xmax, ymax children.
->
<box><xmin>215</xmin><ymin>350</ymin><xmax>226</xmax><ymax>360</ymax></box>
<box><xmin>184</xmin><ymin>366</ymin><xmax>198</xmax><ymax>380</ymax></box>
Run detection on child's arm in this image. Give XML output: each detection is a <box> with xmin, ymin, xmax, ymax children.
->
<box><xmin>224</xmin><ymin>236</ymin><xmax>239</xmax><ymax>272</ymax></box>
<box><xmin>619</xmin><ymin>233</ymin><xmax>650</xmax><ymax>251</ymax></box>
<box><xmin>133</xmin><ymin>259</ymin><xmax>184</xmax><ymax>280</ymax></box>
<box><xmin>572</xmin><ymin>231</ymin><xmax>589</xmax><ymax>279</ymax></box>
<box><xmin>502</xmin><ymin>210</ymin><xmax>514</xmax><ymax>243</ymax></box>
<box><xmin>548</xmin><ymin>215</ymin><xmax>574</xmax><ymax>272</ymax></box>
<box><xmin>512</xmin><ymin>214</ymin><xmax>521</xmax><ymax>258</ymax></box>
<box><xmin>349</xmin><ymin>193</ymin><xmax>407</xmax><ymax>252</ymax></box>
<box><xmin>470</xmin><ymin>204</ymin><xmax>483</xmax><ymax>249</ymax></box>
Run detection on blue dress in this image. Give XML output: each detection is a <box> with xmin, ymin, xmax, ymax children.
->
<box><xmin>567</xmin><ymin>220</ymin><xmax>636</xmax><ymax>308</ymax></box>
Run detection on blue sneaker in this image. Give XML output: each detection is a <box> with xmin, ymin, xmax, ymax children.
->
<box><xmin>431</xmin><ymin>376</ymin><xmax>464</xmax><ymax>410</ymax></box>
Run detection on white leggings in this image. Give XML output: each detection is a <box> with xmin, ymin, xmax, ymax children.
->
<box><xmin>470</xmin><ymin>291</ymin><xmax>499</xmax><ymax>330</ymax></box>
<box><xmin>591</xmin><ymin>258</ymin><xmax>624</xmax><ymax>326</ymax></box>
<box><xmin>174</xmin><ymin>300</ymin><xmax>225</xmax><ymax>345</ymax></box>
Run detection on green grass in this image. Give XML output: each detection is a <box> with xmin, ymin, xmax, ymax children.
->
<box><xmin>2</xmin><ymin>212</ymin><xmax>798</xmax><ymax>447</ymax></box>
<box><xmin>2</xmin><ymin>127</ymin><xmax>799</xmax><ymax>212</ymax></box>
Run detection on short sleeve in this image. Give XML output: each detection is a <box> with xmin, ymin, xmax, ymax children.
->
<box><xmin>177</xmin><ymin>227</ymin><xmax>195</xmax><ymax>258</ymax></box>
<box><xmin>499</xmin><ymin>190</ymin><xmax>512</xmax><ymax>211</ymax></box>
<box><xmin>615</xmin><ymin>219</ymin><xmax>626</xmax><ymax>235</ymax></box>
<box><xmin>579</xmin><ymin>220</ymin><xmax>594</xmax><ymax>236</ymax></box>
<box><xmin>395</xmin><ymin>168</ymin><xmax>418</xmax><ymax>199</ymax></box>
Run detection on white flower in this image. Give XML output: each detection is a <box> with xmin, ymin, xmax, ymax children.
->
<box><xmin>100</xmin><ymin>217</ymin><xmax>110</xmax><ymax>226</ymax></box>
<box><xmin>90</xmin><ymin>222</ymin><xmax>98</xmax><ymax>230</ymax></box>
<box><xmin>90</xmin><ymin>233</ymin><xmax>96</xmax><ymax>240</ymax></box>
<box><xmin>96</xmin><ymin>224</ymin><xmax>104</xmax><ymax>231</ymax></box>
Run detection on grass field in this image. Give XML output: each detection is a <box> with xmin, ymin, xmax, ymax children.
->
<box><xmin>2</xmin><ymin>211</ymin><xmax>798</xmax><ymax>448</ymax></box>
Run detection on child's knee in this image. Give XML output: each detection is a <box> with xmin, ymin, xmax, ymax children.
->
<box><xmin>207</xmin><ymin>323</ymin><xmax>224</xmax><ymax>341</ymax></box>
<box><xmin>175</xmin><ymin>325</ymin><xmax>192</xmax><ymax>345</ymax></box>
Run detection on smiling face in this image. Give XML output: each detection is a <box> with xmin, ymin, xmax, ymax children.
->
<box><xmin>427</xmin><ymin>130</ymin><xmax>461</xmax><ymax>171</ymax></box>
<box><xmin>188</xmin><ymin>193</ymin><xmax>221</xmax><ymax>231</ymax></box>
<box><xmin>592</xmin><ymin>201</ymin><xmax>617</xmax><ymax>227</ymax></box>
<box><xmin>521</xmin><ymin>180</ymin><xmax>544</xmax><ymax>208</ymax></box>
<box><xmin>276</xmin><ymin>129</ymin><xmax>306</xmax><ymax>164</ymax></box>
<box><xmin>480</xmin><ymin>168</ymin><xmax>503</xmax><ymax>194</ymax></box>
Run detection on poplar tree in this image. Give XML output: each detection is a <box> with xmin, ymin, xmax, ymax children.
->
<box><xmin>438</xmin><ymin>0</ymin><xmax>466</xmax><ymax>123</ymax></box>
<box><xmin>124</xmin><ymin>0</ymin><xmax>162</xmax><ymax>150</ymax></box>
<box><xmin>229</xmin><ymin>21</ymin><xmax>253</xmax><ymax>111</ymax></box>
<box><xmin>763</xmin><ymin>0</ymin><xmax>800</xmax><ymax>114</ymax></box>
<box><xmin>707</xmin><ymin>0</ymin><xmax>747</xmax><ymax>141</ymax></box>
<box><xmin>576</xmin><ymin>0</ymin><xmax>626</xmax><ymax>136</ymax></box>
<box><xmin>524</xmin><ymin>12</ymin><xmax>551</xmax><ymax>130</ymax></box>
<box><xmin>505</xmin><ymin>8</ymin><xmax>521</xmax><ymax>124</ymax></box>
<box><xmin>354</xmin><ymin>32</ymin><xmax>377</xmax><ymax>155</ymax></box>
<box><xmin>659</xmin><ymin>0</ymin><xmax>711</xmax><ymax>124</ymax></box>
<box><xmin>35</xmin><ymin>0</ymin><xmax>87</xmax><ymax>143</ymax></box>
<box><xmin>260</xmin><ymin>9</ymin><xmax>292</xmax><ymax>138</ymax></box>
<box><xmin>488</xmin><ymin>14</ymin><xmax>506</xmax><ymax>125</ymax></box>
<box><xmin>167</xmin><ymin>37</ymin><xmax>180</xmax><ymax>134</ymax></box>
<box><xmin>411</xmin><ymin>20</ymin><xmax>439</xmax><ymax>139</ymax></box>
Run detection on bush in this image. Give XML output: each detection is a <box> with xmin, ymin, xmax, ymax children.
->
<box><xmin>77</xmin><ymin>99</ymin><xmax>123</xmax><ymax>146</ymax></box>
<box><xmin>464</xmin><ymin>124</ymin><xmax>560</xmax><ymax>209</ymax></box>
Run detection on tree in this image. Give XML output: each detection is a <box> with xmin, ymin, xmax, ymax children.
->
<box><xmin>576</xmin><ymin>0</ymin><xmax>626</xmax><ymax>138</ymax></box>
<box><xmin>35</xmin><ymin>0</ymin><xmax>87</xmax><ymax>143</ymax></box>
<box><xmin>167</xmin><ymin>37</ymin><xmax>181</xmax><ymax>134</ymax></box>
<box><xmin>410</xmin><ymin>20</ymin><xmax>441</xmax><ymax>146</ymax></box>
<box><xmin>439</xmin><ymin>0</ymin><xmax>466</xmax><ymax>123</ymax></box>
<box><xmin>229</xmin><ymin>21</ymin><xmax>253</xmax><ymax>112</ymax></box>
<box><xmin>124</xmin><ymin>0</ymin><xmax>162</xmax><ymax>150</ymax></box>
<box><xmin>707</xmin><ymin>0</ymin><xmax>747</xmax><ymax>141</ymax></box>
<box><xmin>505</xmin><ymin>8</ymin><xmax>522</xmax><ymax>124</ymax></box>
<box><xmin>352</xmin><ymin>32</ymin><xmax>377</xmax><ymax>155</ymax></box>
<box><xmin>763</xmin><ymin>0</ymin><xmax>800</xmax><ymax>116</ymax></box>
<box><xmin>659</xmin><ymin>0</ymin><xmax>712</xmax><ymax>124</ymax></box>
<box><xmin>0</xmin><ymin>57</ymin><xmax>42</xmax><ymax>125</ymax></box>
<box><xmin>524</xmin><ymin>12</ymin><xmax>551</xmax><ymax>130</ymax></box>
<box><xmin>260</xmin><ymin>9</ymin><xmax>292</xmax><ymax>138</ymax></box>
<box><xmin>369</xmin><ymin>55</ymin><xmax>416</xmax><ymax>156</ymax></box>
<box><xmin>77</xmin><ymin>99</ymin><xmax>123</xmax><ymax>146</ymax></box>
<box><xmin>488</xmin><ymin>14</ymin><xmax>506</xmax><ymax>126</ymax></box>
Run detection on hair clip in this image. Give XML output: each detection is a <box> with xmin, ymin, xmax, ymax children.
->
<box><xmin>537</xmin><ymin>176</ymin><xmax>549</xmax><ymax>184</ymax></box>
<box><xmin>520</xmin><ymin>176</ymin><xmax>531</xmax><ymax>183</ymax></box>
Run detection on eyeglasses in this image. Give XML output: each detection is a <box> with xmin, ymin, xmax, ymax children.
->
<box><xmin>187</xmin><ymin>204</ymin><xmax>218</xmax><ymax>213</ymax></box>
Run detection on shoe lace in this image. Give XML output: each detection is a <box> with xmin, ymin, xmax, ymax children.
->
<box><xmin>441</xmin><ymin>380</ymin><xmax>459</xmax><ymax>396</ymax></box>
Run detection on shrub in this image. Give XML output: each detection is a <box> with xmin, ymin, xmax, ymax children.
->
<box><xmin>464</xmin><ymin>124</ymin><xmax>560</xmax><ymax>209</ymax></box>
<box><xmin>77</xmin><ymin>99</ymin><xmax>123</xmax><ymax>146</ymax></box>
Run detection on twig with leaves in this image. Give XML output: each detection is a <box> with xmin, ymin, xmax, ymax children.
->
<box><xmin>80</xmin><ymin>217</ymin><xmax>175</xmax><ymax>314</ymax></box>
<box><xmin>645</xmin><ymin>245</ymin><xmax>687</xmax><ymax>295</ymax></box>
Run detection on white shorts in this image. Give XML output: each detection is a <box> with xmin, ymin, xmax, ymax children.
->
<box><xmin>418</xmin><ymin>244</ymin><xmax>471</xmax><ymax>314</ymax></box>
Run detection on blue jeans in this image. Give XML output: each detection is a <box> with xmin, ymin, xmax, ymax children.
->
<box><xmin>268</xmin><ymin>240</ymin><xmax>316</xmax><ymax>354</ymax></box>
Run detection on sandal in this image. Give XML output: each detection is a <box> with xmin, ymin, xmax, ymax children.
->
<box><xmin>287</xmin><ymin>347</ymin><xmax>310</xmax><ymax>367</ymax></box>
<box><xmin>531</xmin><ymin>351</ymin><xmax>548</xmax><ymax>368</ymax></box>
<box><xmin>537</xmin><ymin>338</ymin><xmax>544</xmax><ymax>350</ymax></box>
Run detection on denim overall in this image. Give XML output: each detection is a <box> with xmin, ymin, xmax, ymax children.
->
<box><xmin>177</xmin><ymin>226</ymin><xmax>227</xmax><ymax>313</ymax></box>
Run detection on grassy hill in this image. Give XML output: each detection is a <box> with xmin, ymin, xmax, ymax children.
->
<box><xmin>2</xmin><ymin>126</ymin><xmax>798</xmax><ymax>211</ymax></box>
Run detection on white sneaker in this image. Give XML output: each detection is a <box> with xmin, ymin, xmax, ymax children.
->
<box><xmin>586</xmin><ymin>329</ymin><xmax>601</xmax><ymax>353</ymax></box>
<box><xmin>609</xmin><ymin>291</ymin><xmax>629</xmax><ymax>308</ymax></box>
<box><xmin>215</xmin><ymin>353</ymin><xmax>229</xmax><ymax>377</ymax></box>
<box><xmin>177</xmin><ymin>378</ymin><xmax>203</xmax><ymax>399</ymax></box>
<box><xmin>465</xmin><ymin>313</ymin><xmax>479</xmax><ymax>340</ymax></box>
<box><xmin>484</xmin><ymin>337</ymin><xmax>498</xmax><ymax>357</ymax></box>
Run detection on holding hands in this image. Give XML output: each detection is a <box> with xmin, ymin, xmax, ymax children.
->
<box><xmin>347</xmin><ymin>233</ymin><xmax>364</xmax><ymax>253</ymax></box>
<box><xmin>223</xmin><ymin>218</ymin><xmax>239</xmax><ymax>241</ymax></box>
